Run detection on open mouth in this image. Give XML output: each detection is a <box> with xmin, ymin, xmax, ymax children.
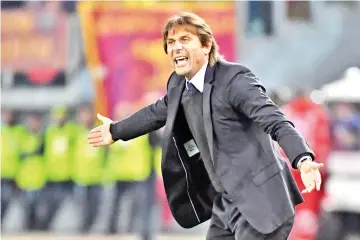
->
<box><xmin>174</xmin><ymin>57</ymin><xmax>188</xmax><ymax>67</ymax></box>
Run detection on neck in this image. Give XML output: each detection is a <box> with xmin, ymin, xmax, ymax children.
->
<box><xmin>185</xmin><ymin>60</ymin><xmax>208</xmax><ymax>81</ymax></box>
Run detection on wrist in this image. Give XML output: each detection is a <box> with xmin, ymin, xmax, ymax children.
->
<box><xmin>297</xmin><ymin>156</ymin><xmax>312</xmax><ymax>170</ymax></box>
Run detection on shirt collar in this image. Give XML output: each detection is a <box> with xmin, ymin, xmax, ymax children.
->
<box><xmin>186</xmin><ymin>61</ymin><xmax>208</xmax><ymax>93</ymax></box>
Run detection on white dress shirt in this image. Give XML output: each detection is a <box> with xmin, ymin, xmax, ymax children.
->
<box><xmin>185</xmin><ymin>62</ymin><xmax>208</xmax><ymax>93</ymax></box>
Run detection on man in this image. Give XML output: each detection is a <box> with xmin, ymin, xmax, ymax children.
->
<box><xmin>16</xmin><ymin>112</ymin><xmax>46</xmax><ymax>231</ymax></box>
<box><xmin>88</xmin><ymin>12</ymin><xmax>323</xmax><ymax>240</ymax></box>
<box><xmin>105</xmin><ymin>101</ymin><xmax>153</xmax><ymax>239</ymax></box>
<box><xmin>72</xmin><ymin>103</ymin><xmax>106</xmax><ymax>233</ymax></box>
<box><xmin>37</xmin><ymin>106</ymin><xmax>75</xmax><ymax>230</ymax></box>
<box><xmin>1</xmin><ymin>108</ymin><xmax>24</xmax><ymax>226</ymax></box>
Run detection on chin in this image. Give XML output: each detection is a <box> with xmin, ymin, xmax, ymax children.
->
<box><xmin>175</xmin><ymin>68</ymin><xmax>190</xmax><ymax>77</ymax></box>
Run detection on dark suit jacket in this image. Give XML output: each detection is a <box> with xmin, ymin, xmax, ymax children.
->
<box><xmin>110</xmin><ymin>60</ymin><xmax>315</xmax><ymax>234</ymax></box>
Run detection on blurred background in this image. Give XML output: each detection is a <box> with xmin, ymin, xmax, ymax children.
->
<box><xmin>1</xmin><ymin>1</ymin><xmax>360</xmax><ymax>240</ymax></box>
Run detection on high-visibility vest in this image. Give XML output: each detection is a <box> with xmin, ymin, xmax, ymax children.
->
<box><xmin>16</xmin><ymin>130</ymin><xmax>46</xmax><ymax>190</ymax></box>
<box><xmin>106</xmin><ymin>135</ymin><xmax>152</xmax><ymax>182</ymax></box>
<box><xmin>1</xmin><ymin>124</ymin><xmax>25</xmax><ymax>179</ymax></box>
<box><xmin>72</xmin><ymin>124</ymin><xmax>106</xmax><ymax>185</ymax></box>
<box><xmin>44</xmin><ymin>123</ymin><xmax>74</xmax><ymax>182</ymax></box>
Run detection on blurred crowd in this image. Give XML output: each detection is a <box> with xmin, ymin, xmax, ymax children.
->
<box><xmin>1</xmin><ymin>104</ymin><xmax>172</xmax><ymax>240</ymax></box>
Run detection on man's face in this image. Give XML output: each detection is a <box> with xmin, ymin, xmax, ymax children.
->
<box><xmin>27</xmin><ymin>114</ymin><xmax>41</xmax><ymax>132</ymax></box>
<box><xmin>2</xmin><ymin>109</ymin><xmax>13</xmax><ymax>125</ymax></box>
<box><xmin>77</xmin><ymin>107</ymin><xmax>93</xmax><ymax>126</ymax></box>
<box><xmin>166</xmin><ymin>26</ymin><xmax>211</xmax><ymax>79</ymax></box>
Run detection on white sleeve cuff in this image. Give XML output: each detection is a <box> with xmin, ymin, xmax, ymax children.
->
<box><xmin>297</xmin><ymin>155</ymin><xmax>313</xmax><ymax>169</ymax></box>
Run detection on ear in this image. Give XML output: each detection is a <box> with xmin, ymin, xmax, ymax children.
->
<box><xmin>203</xmin><ymin>41</ymin><xmax>212</xmax><ymax>55</ymax></box>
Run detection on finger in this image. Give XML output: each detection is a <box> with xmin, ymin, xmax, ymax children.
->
<box><xmin>307</xmin><ymin>182</ymin><xmax>316</xmax><ymax>193</ymax></box>
<box><xmin>88</xmin><ymin>137</ymin><xmax>103</xmax><ymax>145</ymax></box>
<box><xmin>88</xmin><ymin>131</ymin><xmax>102</xmax><ymax>139</ymax></box>
<box><xmin>89</xmin><ymin>127</ymin><xmax>101</xmax><ymax>134</ymax></box>
<box><xmin>311</xmin><ymin>162</ymin><xmax>324</xmax><ymax>170</ymax></box>
<box><xmin>302</xmin><ymin>182</ymin><xmax>315</xmax><ymax>194</ymax></box>
<box><xmin>93</xmin><ymin>141</ymin><xmax>106</xmax><ymax>147</ymax></box>
<box><xmin>97</xmin><ymin>113</ymin><xmax>109</xmax><ymax>123</ymax></box>
<box><xmin>315</xmin><ymin>179</ymin><xmax>322</xmax><ymax>191</ymax></box>
<box><xmin>315</xmin><ymin>171</ymin><xmax>322</xmax><ymax>191</ymax></box>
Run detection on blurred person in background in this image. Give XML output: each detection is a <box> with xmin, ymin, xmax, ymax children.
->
<box><xmin>72</xmin><ymin>103</ymin><xmax>106</xmax><ymax>233</ymax></box>
<box><xmin>16</xmin><ymin>112</ymin><xmax>47</xmax><ymax>231</ymax></box>
<box><xmin>1</xmin><ymin>108</ymin><xmax>24</xmax><ymax>227</ymax></box>
<box><xmin>37</xmin><ymin>106</ymin><xmax>75</xmax><ymax>230</ymax></box>
<box><xmin>105</xmin><ymin>101</ymin><xmax>153</xmax><ymax>240</ymax></box>
<box><xmin>281</xmin><ymin>89</ymin><xmax>331</xmax><ymax>240</ymax></box>
<box><xmin>330</xmin><ymin>103</ymin><xmax>360</xmax><ymax>151</ymax></box>
<box><xmin>269</xmin><ymin>91</ymin><xmax>287</xmax><ymax>107</ymax></box>
<box><xmin>141</xmin><ymin>92</ymin><xmax>166</xmax><ymax>238</ymax></box>
<box><xmin>89</xmin><ymin>12</ymin><xmax>324</xmax><ymax>240</ymax></box>
<box><xmin>315</xmin><ymin>102</ymin><xmax>360</xmax><ymax>240</ymax></box>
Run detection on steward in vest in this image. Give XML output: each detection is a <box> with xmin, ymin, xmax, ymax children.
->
<box><xmin>72</xmin><ymin>103</ymin><xmax>106</xmax><ymax>233</ymax></box>
<box><xmin>16</xmin><ymin>112</ymin><xmax>46</xmax><ymax>230</ymax></box>
<box><xmin>1</xmin><ymin>108</ymin><xmax>24</xmax><ymax>225</ymax></box>
<box><xmin>37</xmin><ymin>106</ymin><xmax>75</xmax><ymax>230</ymax></box>
<box><xmin>106</xmin><ymin>133</ymin><xmax>153</xmax><ymax>235</ymax></box>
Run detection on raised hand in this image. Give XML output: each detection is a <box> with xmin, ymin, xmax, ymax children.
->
<box><xmin>88</xmin><ymin>113</ymin><xmax>114</xmax><ymax>147</ymax></box>
<box><xmin>299</xmin><ymin>161</ymin><xmax>324</xmax><ymax>194</ymax></box>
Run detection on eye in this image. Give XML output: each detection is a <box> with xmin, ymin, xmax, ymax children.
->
<box><xmin>167</xmin><ymin>39</ymin><xmax>174</xmax><ymax>45</ymax></box>
<box><xmin>181</xmin><ymin>37</ymin><xmax>190</xmax><ymax>43</ymax></box>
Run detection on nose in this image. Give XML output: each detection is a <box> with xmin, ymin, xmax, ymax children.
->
<box><xmin>174</xmin><ymin>41</ymin><xmax>183</xmax><ymax>51</ymax></box>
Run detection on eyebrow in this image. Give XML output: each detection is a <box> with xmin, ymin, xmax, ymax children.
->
<box><xmin>167</xmin><ymin>34</ymin><xmax>192</xmax><ymax>41</ymax></box>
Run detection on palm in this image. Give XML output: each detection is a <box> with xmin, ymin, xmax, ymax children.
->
<box><xmin>100</xmin><ymin>122</ymin><xmax>113</xmax><ymax>144</ymax></box>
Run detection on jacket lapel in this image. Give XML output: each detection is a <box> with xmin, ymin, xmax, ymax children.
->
<box><xmin>203</xmin><ymin>64</ymin><xmax>216</xmax><ymax>164</ymax></box>
<box><xmin>203</xmin><ymin>84</ymin><xmax>214</xmax><ymax>164</ymax></box>
<box><xmin>162</xmin><ymin>76</ymin><xmax>185</xmax><ymax>152</ymax></box>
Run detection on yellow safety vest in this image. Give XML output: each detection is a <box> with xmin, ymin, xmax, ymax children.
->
<box><xmin>72</xmin><ymin>125</ymin><xmax>106</xmax><ymax>185</ymax></box>
<box><xmin>16</xmin><ymin>131</ymin><xmax>46</xmax><ymax>190</ymax></box>
<box><xmin>44</xmin><ymin>123</ymin><xmax>74</xmax><ymax>182</ymax></box>
<box><xmin>106</xmin><ymin>135</ymin><xmax>152</xmax><ymax>182</ymax></box>
<box><xmin>1</xmin><ymin>125</ymin><xmax>25</xmax><ymax>179</ymax></box>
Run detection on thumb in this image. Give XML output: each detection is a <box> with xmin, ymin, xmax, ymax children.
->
<box><xmin>312</xmin><ymin>162</ymin><xmax>324</xmax><ymax>170</ymax></box>
<box><xmin>97</xmin><ymin>113</ymin><xmax>108</xmax><ymax>123</ymax></box>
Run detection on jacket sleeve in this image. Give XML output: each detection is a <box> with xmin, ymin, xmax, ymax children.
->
<box><xmin>110</xmin><ymin>95</ymin><xmax>167</xmax><ymax>141</ymax></box>
<box><xmin>227</xmin><ymin>69</ymin><xmax>315</xmax><ymax>168</ymax></box>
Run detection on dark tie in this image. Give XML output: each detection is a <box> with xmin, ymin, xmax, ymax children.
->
<box><xmin>186</xmin><ymin>81</ymin><xmax>197</xmax><ymax>92</ymax></box>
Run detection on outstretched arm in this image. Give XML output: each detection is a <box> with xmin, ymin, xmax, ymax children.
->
<box><xmin>227</xmin><ymin>69</ymin><xmax>314</xmax><ymax>168</ymax></box>
<box><xmin>88</xmin><ymin>95</ymin><xmax>167</xmax><ymax>147</ymax></box>
<box><xmin>110</xmin><ymin>95</ymin><xmax>168</xmax><ymax>141</ymax></box>
<box><xmin>227</xmin><ymin>69</ymin><xmax>323</xmax><ymax>193</ymax></box>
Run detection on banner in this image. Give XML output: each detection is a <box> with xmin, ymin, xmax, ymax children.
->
<box><xmin>1</xmin><ymin>9</ymin><xmax>68</xmax><ymax>71</ymax></box>
<box><xmin>78</xmin><ymin>2</ymin><xmax>236</xmax><ymax>118</ymax></box>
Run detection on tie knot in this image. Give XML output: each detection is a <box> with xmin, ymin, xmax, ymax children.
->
<box><xmin>186</xmin><ymin>81</ymin><xmax>197</xmax><ymax>92</ymax></box>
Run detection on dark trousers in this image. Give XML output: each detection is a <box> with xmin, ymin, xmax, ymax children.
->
<box><xmin>1</xmin><ymin>179</ymin><xmax>17</xmax><ymax>226</ymax></box>
<box><xmin>21</xmin><ymin>190</ymin><xmax>42</xmax><ymax>230</ymax></box>
<box><xmin>107</xmin><ymin>180</ymin><xmax>149</xmax><ymax>236</ymax></box>
<box><xmin>77</xmin><ymin>184</ymin><xmax>102</xmax><ymax>233</ymax></box>
<box><xmin>207</xmin><ymin>193</ymin><xmax>294</xmax><ymax>240</ymax></box>
<box><xmin>141</xmin><ymin>172</ymin><xmax>157</xmax><ymax>240</ymax></box>
<box><xmin>38</xmin><ymin>181</ymin><xmax>73</xmax><ymax>230</ymax></box>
